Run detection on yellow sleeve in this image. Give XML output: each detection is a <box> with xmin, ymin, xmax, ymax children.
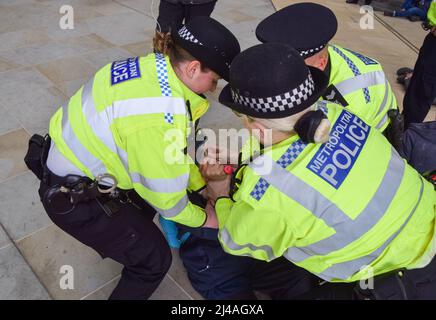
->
<box><xmin>125</xmin><ymin>126</ymin><xmax>206</xmax><ymax>227</ymax></box>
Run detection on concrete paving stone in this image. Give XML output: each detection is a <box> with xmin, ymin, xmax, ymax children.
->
<box><xmin>82</xmin><ymin>273</ymin><xmax>192</xmax><ymax>300</ymax></box>
<box><xmin>16</xmin><ymin>224</ymin><xmax>123</xmax><ymax>300</ymax></box>
<box><xmin>424</xmin><ymin>107</ymin><xmax>436</xmax><ymax>122</ymax></box>
<box><xmin>149</xmin><ymin>275</ymin><xmax>192</xmax><ymax>300</ymax></box>
<box><xmin>54</xmin><ymin>77</ymin><xmax>88</xmax><ymax>99</ymax></box>
<box><xmin>67</xmin><ymin>34</ymin><xmax>115</xmax><ymax>53</ymax></box>
<box><xmin>0</xmin><ymin>104</ymin><xmax>21</xmax><ymax>136</ymax></box>
<box><xmin>0</xmin><ymin>57</ymin><xmax>22</xmax><ymax>73</ymax></box>
<box><xmin>0</xmin><ymin>85</ymin><xmax>66</xmax><ymax>135</ymax></box>
<box><xmin>0</xmin><ymin>128</ymin><xmax>30</xmax><ymax>182</ymax></box>
<box><xmin>0</xmin><ymin>172</ymin><xmax>53</xmax><ymax>241</ymax></box>
<box><xmin>0</xmin><ymin>224</ymin><xmax>12</xmax><ymax>250</ymax></box>
<box><xmin>89</xmin><ymin>0</ymin><xmax>135</xmax><ymax>16</ymax></box>
<box><xmin>85</xmin><ymin>12</ymin><xmax>156</xmax><ymax>46</ymax></box>
<box><xmin>0</xmin><ymin>33</ymin><xmax>113</xmax><ymax>68</ymax></box>
<box><xmin>0</xmin><ymin>244</ymin><xmax>51</xmax><ymax>300</ymax></box>
<box><xmin>375</xmin><ymin>12</ymin><xmax>427</xmax><ymax>50</ymax></box>
<box><xmin>122</xmin><ymin>40</ymin><xmax>154</xmax><ymax>57</ymax></box>
<box><xmin>0</xmin><ymin>67</ymin><xmax>53</xmax><ymax>92</ymax></box>
<box><xmin>0</xmin><ymin>0</ymin><xmax>38</xmax><ymax>6</ymax></box>
<box><xmin>116</xmin><ymin>0</ymin><xmax>156</xmax><ymax>15</ymax></box>
<box><xmin>0</xmin><ymin>29</ymin><xmax>51</xmax><ymax>53</ymax></box>
<box><xmin>81</xmin><ymin>275</ymin><xmax>120</xmax><ymax>300</ymax></box>
<box><xmin>82</xmin><ymin>46</ymin><xmax>136</xmax><ymax>70</ymax></box>
<box><xmin>35</xmin><ymin>56</ymin><xmax>96</xmax><ymax>85</ymax></box>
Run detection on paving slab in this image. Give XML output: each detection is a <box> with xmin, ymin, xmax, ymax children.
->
<box><xmin>0</xmin><ymin>128</ymin><xmax>30</xmax><ymax>182</ymax></box>
<box><xmin>0</xmin><ymin>244</ymin><xmax>51</xmax><ymax>300</ymax></box>
<box><xmin>16</xmin><ymin>224</ymin><xmax>123</xmax><ymax>300</ymax></box>
<box><xmin>0</xmin><ymin>172</ymin><xmax>53</xmax><ymax>241</ymax></box>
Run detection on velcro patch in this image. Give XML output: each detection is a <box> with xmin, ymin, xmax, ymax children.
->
<box><xmin>111</xmin><ymin>57</ymin><xmax>141</xmax><ymax>85</ymax></box>
<box><xmin>307</xmin><ymin>110</ymin><xmax>370</xmax><ymax>189</ymax></box>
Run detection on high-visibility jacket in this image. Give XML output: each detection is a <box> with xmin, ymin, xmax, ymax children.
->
<box><xmin>215</xmin><ymin>102</ymin><xmax>436</xmax><ymax>282</ymax></box>
<box><xmin>49</xmin><ymin>53</ymin><xmax>209</xmax><ymax>227</ymax></box>
<box><xmin>326</xmin><ymin>45</ymin><xmax>397</xmax><ymax>132</ymax></box>
<box><xmin>428</xmin><ymin>1</ymin><xmax>436</xmax><ymax>26</ymax></box>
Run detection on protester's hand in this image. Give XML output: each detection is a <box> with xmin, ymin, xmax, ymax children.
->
<box><xmin>206</xmin><ymin>174</ymin><xmax>231</xmax><ymax>202</ymax></box>
<box><xmin>202</xmin><ymin>201</ymin><xmax>219</xmax><ymax>229</ymax></box>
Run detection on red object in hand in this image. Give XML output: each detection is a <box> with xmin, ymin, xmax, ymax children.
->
<box><xmin>223</xmin><ymin>165</ymin><xmax>234</xmax><ymax>175</ymax></box>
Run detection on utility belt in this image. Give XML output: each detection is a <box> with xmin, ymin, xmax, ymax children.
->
<box><xmin>24</xmin><ymin>134</ymin><xmax>148</xmax><ymax>217</ymax></box>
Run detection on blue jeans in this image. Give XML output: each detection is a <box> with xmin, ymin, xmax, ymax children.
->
<box><xmin>396</xmin><ymin>1</ymin><xmax>427</xmax><ymax>20</ymax></box>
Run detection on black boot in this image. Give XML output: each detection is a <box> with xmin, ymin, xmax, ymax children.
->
<box><xmin>346</xmin><ymin>0</ymin><xmax>359</xmax><ymax>4</ymax></box>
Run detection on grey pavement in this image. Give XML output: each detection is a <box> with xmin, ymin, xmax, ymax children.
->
<box><xmin>0</xmin><ymin>0</ymin><xmax>433</xmax><ymax>300</ymax></box>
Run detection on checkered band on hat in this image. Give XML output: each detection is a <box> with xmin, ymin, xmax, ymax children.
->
<box><xmin>231</xmin><ymin>73</ymin><xmax>315</xmax><ymax>114</ymax></box>
<box><xmin>178</xmin><ymin>26</ymin><xmax>203</xmax><ymax>46</ymax></box>
<box><xmin>300</xmin><ymin>44</ymin><xmax>326</xmax><ymax>58</ymax></box>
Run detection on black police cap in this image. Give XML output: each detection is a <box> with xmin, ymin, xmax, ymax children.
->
<box><xmin>172</xmin><ymin>17</ymin><xmax>241</xmax><ymax>81</ymax></box>
<box><xmin>219</xmin><ymin>43</ymin><xmax>328</xmax><ymax>119</ymax></box>
<box><xmin>256</xmin><ymin>2</ymin><xmax>338</xmax><ymax>58</ymax></box>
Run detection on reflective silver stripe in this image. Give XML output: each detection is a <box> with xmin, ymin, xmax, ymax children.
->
<box><xmin>154</xmin><ymin>194</ymin><xmax>189</xmax><ymax>218</ymax></box>
<box><xmin>285</xmin><ymin>148</ymin><xmax>405</xmax><ymax>262</ymax></box>
<box><xmin>219</xmin><ymin>227</ymin><xmax>277</xmax><ymax>261</ymax></box>
<box><xmin>62</xmin><ymin>103</ymin><xmax>107</xmax><ymax>176</ymax></box>
<box><xmin>112</xmin><ymin>97</ymin><xmax>187</xmax><ymax>118</ymax></box>
<box><xmin>376</xmin><ymin>113</ymin><xmax>389</xmax><ymax>129</ymax></box>
<box><xmin>82</xmin><ymin>78</ymin><xmax>118</xmax><ymax>155</ymax></box>
<box><xmin>375</xmin><ymin>81</ymin><xmax>390</xmax><ymax>118</ymax></box>
<box><xmin>317</xmin><ymin>177</ymin><xmax>425</xmax><ymax>281</ymax></box>
<box><xmin>334</xmin><ymin>71</ymin><xmax>386</xmax><ymax>97</ymax></box>
<box><xmin>77</xmin><ymin>78</ymin><xmax>186</xmax><ymax>174</ymax></box>
<box><xmin>130</xmin><ymin>172</ymin><xmax>189</xmax><ymax>193</ymax></box>
<box><xmin>250</xmin><ymin>155</ymin><xmax>350</xmax><ymax>232</ymax></box>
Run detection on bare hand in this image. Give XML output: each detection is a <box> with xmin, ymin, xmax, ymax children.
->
<box><xmin>206</xmin><ymin>174</ymin><xmax>231</xmax><ymax>202</ymax></box>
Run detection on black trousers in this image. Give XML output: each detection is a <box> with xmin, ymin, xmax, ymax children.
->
<box><xmin>301</xmin><ymin>256</ymin><xmax>436</xmax><ymax>300</ymax></box>
<box><xmin>157</xmin><ymin>0</ymin><xmax>217</xmax><ymax>33</ymax></box>
<box><xmin>178</xmin><ymin>230</ymin><xmax>318</xmax><ymax>300</ymax></box>
<box><xmin>403</xmin><ymin>32</ymin><xmax>436</xmax><ymax>129</ymax></box>
<box><xmin>39</xmin><ymin>172</ymin><xmax>171</xmax><ymax>300</ymax></box>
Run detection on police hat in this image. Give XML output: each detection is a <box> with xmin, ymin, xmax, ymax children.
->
<box><xmin>172</xmin><ymin>17</ymin><xmax>241</xmax><ymax>81</ymax></box>
<box><xmin>219</xmin><ymin>43</ymin><xmax>328</xmax><ymax>119</ymax></box>
<box><xmin>256</xmin><ymin>3</ymin><xmax>338</xmax><ymax>59</ymax></box>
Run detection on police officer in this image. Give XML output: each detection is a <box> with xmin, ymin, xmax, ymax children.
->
<box><xmin>402</xmin><ymin>0</ymin><xmax>436</xmax><ymax>128</ymax></box>
<box><xmin>154</xmin><ymin>0</ymin><xmax>218</xmax><ymax>51</ymax></box>
<box><xmin>204</xmin><ymin>43</ymin><xmax>436</xmax><ymax>300</ymax></box>
<box><xmin>255</xmin><ymin>2</ymin><xmax>398</xmax><ymax>133</ymax></box>
<box><xmin>31</xmin><ymin>17</ymin><xmax>240</xmax><ymax>300</ymax></box>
